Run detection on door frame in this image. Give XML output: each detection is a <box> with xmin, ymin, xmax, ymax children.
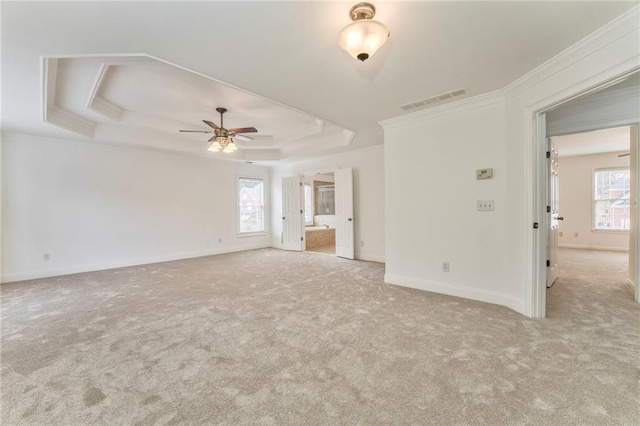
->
<box><xmin>530</xmin><ymin>68</ymin><xmax>640</xmax><ymax>318</ymax></box>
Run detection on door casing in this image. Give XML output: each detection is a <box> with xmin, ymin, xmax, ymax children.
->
<box><xmin>530</xmin><ymin>69</ymin><xmax>640</xmax><ymax>318</ymax></box>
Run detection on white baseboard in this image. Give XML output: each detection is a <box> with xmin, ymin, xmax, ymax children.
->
<box><xmin>559</xmin><ymin>244</ymin><xmax>629</xmax><ymax>252</ymax></box>
<box><xmin>270</xmin><ymin>243</ymin><xmax>385</xmax><ymax>264</ymax></box>
<box><xmin>356</xmin><ymin>252</ymin><xmax>385</xmax><ymax>263</ymax></box>
<box><xmin>625</xmin><ymin>278</ymin><xmax>636</xmax><ymax>298</ymax></box>
<box><xmin>384</xmin><ymin>273</ymin><xmax>525</xmax><ymax>315</ymax></box>
<box><xmin>1</xmin><ymin>243</ymin><xmax>271</xmax><ymax>283</ymax></box>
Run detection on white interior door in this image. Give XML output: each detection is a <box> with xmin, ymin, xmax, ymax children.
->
<box><xmin>335</xmin><ymin>168</ymin><xmax>354</xmax><ymax>259</ymax></box>
<box><xmin>547</xmin><ymin>138</ymin><xmax>560</xmax><ymax>288</ymax></box>
<box><xmin>282</xmin><ymin>176</ymin><xmax>303</xmax><ymax>251</ymax></box>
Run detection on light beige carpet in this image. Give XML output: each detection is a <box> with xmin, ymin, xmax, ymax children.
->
<box><xmin>1</xmin><ymin>248</ymin><xmax>638</xmax><ymax>425</ymax></box>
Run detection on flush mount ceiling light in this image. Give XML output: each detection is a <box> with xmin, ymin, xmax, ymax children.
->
<box><xmin>178</xmin><ymin>107</ymin><xmax>257</xmax><ymax>153</ymax></box>
<box><xmin>338</xmin><ymin>2</ymin><xmax>390</xmax><ymax>61</ymax></box>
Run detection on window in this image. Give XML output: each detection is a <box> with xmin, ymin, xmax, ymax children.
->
<box><xmin>238</xmin><ymin>178</ymin><xmax>264</xmax><ymax>234</ymax></box>
<box><xmin>594</xmin><ymin>168</ymin><xmax>630</xmax><ymax>230</ymax></box>
<box><xmin>304</xmin><ymin>183</ymin><xmax>313</xmax><ymax>224</ymax></box>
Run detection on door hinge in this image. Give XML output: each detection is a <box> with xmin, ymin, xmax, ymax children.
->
<box><xmin>546</xmin><ymin>205</ymin><xmax>551</xmax><ymax>213</ymax></box>
<box><xmin>533</xmin><ymin>222</ymin><xmax>539</xmax><ymax>229</ymax></box>
<box><xmin>300</xmin><ymin>209</ymin><xmax>303</xmax><ymax>214</ymax></box>
<box><xmin>546</xmin><ymin>260</ymin><xmax>551</xmax><ymax>267</ymax></box>
<box><xmin>301</xmin><ymin>237</ymin><xmax>304</xmax><ymax>241</ymax></box>
<box><xmin>546</xmin><ymin>151</ymin><xmax>551</xmax><ymax>158</ymax></box>
<box><xmin>299</xmin><ymin>182</ymin><xmax>303</xmax><ymax>187</ymax></box>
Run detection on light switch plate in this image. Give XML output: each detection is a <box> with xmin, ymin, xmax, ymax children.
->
<box><xmin>476</xmin><ymin>168</ymin><xmax>493</xmax><ymax>179</ymax></box>
<box><xmin>477</xmin><ymin>200</ymin><xmax>495</xmax><ymax>211</ymax></box>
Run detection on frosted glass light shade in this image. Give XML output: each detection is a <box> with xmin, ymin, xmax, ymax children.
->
<box><xmin>208</xmin><ymin>141</ymin><xmax>222</xmax><ymax>152</ymax></box>
<box><xmin>338</xmin><ymin>19</ymin><xmax>389</xmax><ymax>61</ymax></box>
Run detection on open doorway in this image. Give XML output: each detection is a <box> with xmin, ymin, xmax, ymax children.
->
<box><xmin>536</xmin><ymin>71</ymin><xmax>640</xmax><ymax>317</ymax></box>
<box><xmin>303</xmin><ymin>173</ymin><xmax>336</xmax><ymax>255</ymax></box>
<box><xmin>547</xmin><ymin>126</ymin><xmax>632</xmax><ymax>306</ymax></box>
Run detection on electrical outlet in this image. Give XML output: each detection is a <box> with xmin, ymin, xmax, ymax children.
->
<box><xmin>559</xmin><ymin>231</ymin><xmax>563</xmax><ymax>237</ymax></box>
<box><xmin>43</xmin><ymin>253</ymin><xmax>50</xmax><ymax>261</ymax></box>
<box><xmin>574</xmin><ymin>233</ymin><xmax>579</xmax><ymax>238</ymax></box>
<box><xmin>218</xmin><ymin>238</ymin><xmax>223</xmax><ymax>243</ymax></box>
<box><xmin>442</xmin><ymin>261</ymin><xmax>450</xmax><ymax>272</ymax></box>
<box><xmin>360</xmin><ymin>240</ymin><xmax>365</xmax><ymax>247</ymax></box>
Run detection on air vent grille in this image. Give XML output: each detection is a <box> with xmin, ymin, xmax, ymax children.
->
<box><xmin>399</xmin><ymin>88</ymin><xmax>468</xmax><ymax>111</ymax></box>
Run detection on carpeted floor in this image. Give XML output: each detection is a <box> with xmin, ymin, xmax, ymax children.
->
<box><xmin>1</xmin><ymin>248</ymin><xmax>638</xmax><ymax>425</ymax></box>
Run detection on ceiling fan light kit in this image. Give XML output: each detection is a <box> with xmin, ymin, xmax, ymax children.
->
<box><xmin>179</xmin><ymin>107</ymin><xmax>257</xmax><ymax>154</ymax></box>
<box><xmin>338</xmin><ymin>2</ymin><xmax>390</xmax><ymax>62</ymax></box>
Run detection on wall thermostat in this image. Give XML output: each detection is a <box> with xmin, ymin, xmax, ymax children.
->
<box><xmin>476</xmin><ymin>168</ymin><xmax>493</xmax><ymax>180</ymax></box>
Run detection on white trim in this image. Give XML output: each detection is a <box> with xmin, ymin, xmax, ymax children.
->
<box><xmin>1</xmin><ymin>243</ymin><xmax>271</xmax><ymax>284</ymax></box>
<box><xmin>384</xmin><ymin>274</ymin><xmax>525</xmax><ymax>315</ymax></box>
<box><xmin>625</xmin><ymin>278</ymin><xmax>635</xmax><ymax>296</ymax></box>
<box><xmin>503</xmin><ymin>6</ymin><xmax>640</xmax><ymax>98</ymax></box>
<box><xmin>530</xmin><ymin>70</ymin><xmax>640</xmax><ymax>318</ymax></box>
<box><xmin>86</xmin><ymin>63</ymin><xmax>124</xmax><ymax>121</ymax></box>
<box><xmin>356</xmin><ymin>252</ymin><xmax>385</xmax><ymax>263</ymax></box>
<box><xmin>559</xmin><ymin>244</ymin><xmax>629</xmax><ymax>252</ymax></box>
<box><xmin>633</xmin><ymin>124</ymin><xmax>640</xmax><ymax>303</ymax></box>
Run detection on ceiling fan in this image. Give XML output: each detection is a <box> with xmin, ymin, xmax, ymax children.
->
<box><xmin>179</xmin><ymin>107</ymin><xmax>258</xmax><ymax>153</ymax></box>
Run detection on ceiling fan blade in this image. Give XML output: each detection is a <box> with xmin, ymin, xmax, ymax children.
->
<box><xmin>233</xmin><ymin>134</ymin><xmax>253</xmax><ymax>142</ymax></box>
<box><xmin>618</xmin><ymin>153</ymin><xmax>630</xmax><ymax>157</ymax></box>
<box><xmin>203</xmin><ymin>120</ymin><xmax>220</xmax><ymax>130</ymax></box>
<box><xmin>179</xmin><ymin>130</ymin><xmax>213</xmax><ymax>133</ymax></box>
<box><xmin>229</xmin><ymin>127</ymin><xmax>257</xmax><ymax>134</ymax></box>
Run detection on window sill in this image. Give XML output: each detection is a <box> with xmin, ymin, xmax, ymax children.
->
<box><xmin>237</xmin><ymin>231</ymin><xmax>268</xmax><ymax>238</ymax></box>
<box><xmin>591</xmin><ymin>229</ymin><xmax>629</xmax><ymax>234</ymax></box>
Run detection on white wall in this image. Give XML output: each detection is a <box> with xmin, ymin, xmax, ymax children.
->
<box><xmin>271</xmin><ymin>145</ymin><xmax>385</xmax><ymax>262</ymax></box>
<box><xmin>558</xmin><ymin>152</ymin><xmax>630</xmax><ymax>251</ymax></box>
<box><xmin>1</xmin><ymin>133</ymin><xmax>271</xmax><ymax>282</ymax></box>
<box><xmin>382</xmin><ymin>7</ymin><xmax>639</xmax><ymax>316</ymax></box>
<box><xmin>384</xmin><ymin>99</ymin><xmax>517</xmax><ymax>311</ymax></box>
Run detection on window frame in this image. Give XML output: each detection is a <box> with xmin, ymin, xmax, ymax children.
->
<box><xmin>237</xmin><ymin>176</ymin><xmax>266</xmax><ymax>237</ymax></box>
<box><xmin>592</xmin><ymin>166</ymin><xmax>630</xmax><ymax>233</ymax></box>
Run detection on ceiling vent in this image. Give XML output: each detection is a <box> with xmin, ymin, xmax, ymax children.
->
<box><xmin>399</xmin><ymin>88</ymin><xmax>468</xmax><ymax>112</ymax></box>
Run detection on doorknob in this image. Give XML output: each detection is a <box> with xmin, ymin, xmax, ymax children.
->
<box><xmin>282</xmin><ymin>217</ymin><xmax>285</xmax><ymax>220</ymax></box>
<box><xmin>558</xmin><ymin>216</ymin><xmax>564</xmax><ymax>221</ymax></box>
<box><xmin>348</xmin><ymin>218</ymin><xmax>353</xmax><ymax>222</ymax></box>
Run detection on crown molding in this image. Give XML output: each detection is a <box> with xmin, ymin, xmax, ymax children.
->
<box><xmin>272</xmin><ymin>119</ymin><xmax>324</xmax><ymax>147</ymax></box>
<box><xmin>503</xmin><ymin>5</ymin><xmax>640</xmax><ymax>99</ymax></box>
<box><xmin>41</xmin><ymin>57</ymin><xmax>98</xmax><ymax>138</ymax></box>
<box><xmin>87</xmin><ymin>63</ymin><xmax>123</xmax><ymax>121</ymax></box>
<box><xmin>343</xmin><ymin>129</ymin><xmax>356</xmax><ymax>146</ymax></box>
<box><xmin>378</xmin><ymin>90</ymin><xmax>505</xmax><ymax>130</ymax></box>
<box><xmin>47</xmin><ymin>106</ymin><xmax>96</xmax><ymax>138</ymax></box>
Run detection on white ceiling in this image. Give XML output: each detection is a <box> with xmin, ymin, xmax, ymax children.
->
<box><xmin>2</xmin><ymin>1</ymin><xmax>637</xmax><ymax>164</ymax></box>
<box><xmin>553</xmin><ymin>126</ymin><xmax>631</xmax><ymax>158</ymax></box>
